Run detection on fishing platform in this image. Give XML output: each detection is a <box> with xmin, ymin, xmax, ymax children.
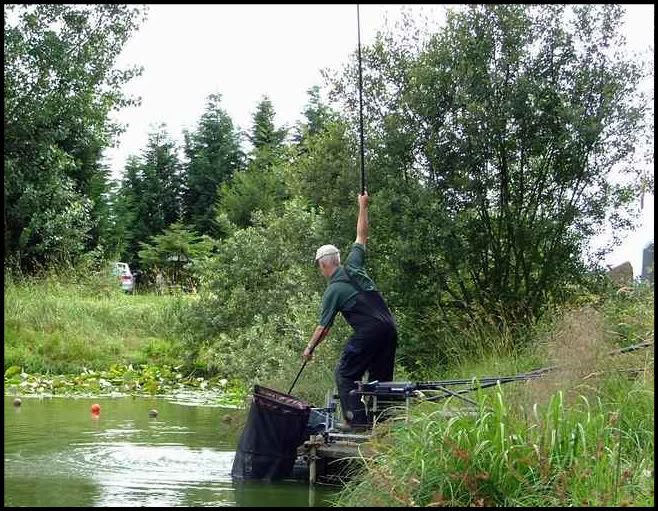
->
<box><xmin>232</xmin><ymin>341</ymin><xmax>652</xmax><ymax>486</ymax></box>
<box><xmin>293</xmin><ymin>371</ymin><xmax>552</xmax><ymax>486</ymax></box>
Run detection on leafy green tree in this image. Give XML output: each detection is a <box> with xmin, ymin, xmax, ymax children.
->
<box><xmin>287</xmin><ymin>120</ymin><xmax>360</xmax><ymax>250</ymax></box>
<box><xmin>4</xmin><ymin>4</ymin><xmax>146</xmax><ymax>271</ymax></box>
<box><xmin>182</xmin><ymin>93</ymin><xmax>243</xmax><ymax>237</ymax></box>
<box><xmin>302</xmin><ymin>86</ymin><xmax>336</xmax><ymax>137</ymax></box>
<box><xmin>110</xmin><ymin>156</ymin><xmax>142</xmax><ymax>263</ymax></box>
<box><xmin>141</xmin><ymin>124</ymin><xmax>184</xmax><ymax>230</ymax></box>
<box><xmin>327</xmin><ymin>4</ymin><xmax>650</xmax><ymax>331</ymax></box>
<box><xmin>5</xmin><ymin>148</ymin><xmax>93</xmax><ymax>269</ymax></box>
<box><xmin>217</xmin><ymin>166</ymin><xmax>289</xmax><ymax>229</ymax></box>
<box><xmin>198</xmin><ymin>198</ymin><xmax>324</xmax><ymax>332</ymax></box>
<box><xmin>187</xmin><ymin>198</ymin><xmax>350</xmax><ymax>379</ymax></box>
<box><xmin>292</xmin><ymin>85</ymin><xmax>338</xmax><ymax>149</ymax></box>
<box><xmin>113</xmin><ymin>126</ymin><xmax>183</xmax><ymax>265</ymax></box>
<box><xmin>138</xmin><ymin>222</ymin><xmax>215</xmax><ymax>287</ymax></box>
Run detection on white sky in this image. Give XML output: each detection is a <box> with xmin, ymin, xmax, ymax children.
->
<box><xmin>103</xmin><ymin>4</ymin><xmax>654</xmax><ymax>275</ymax></box>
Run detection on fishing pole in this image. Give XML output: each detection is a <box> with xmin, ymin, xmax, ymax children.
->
<box><xmin>357</xmin><ymin>4</ymin><xmax>366</xmax><ymax>195</ymax></box>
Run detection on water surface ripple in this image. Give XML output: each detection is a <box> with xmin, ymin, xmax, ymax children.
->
<box><xmin>4</xmin><ymin>396</ymin><xmax>334</xmax><ymax>507</ymax></box>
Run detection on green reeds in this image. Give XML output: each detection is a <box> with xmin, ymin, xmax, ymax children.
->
<box><xmin>334</xmin><ymin>371</ymin><xmax>653</xmax><ymax>507</ymax></box>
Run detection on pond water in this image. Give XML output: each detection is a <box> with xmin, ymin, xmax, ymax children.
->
<box><xmin>4</xmin><ymin>395</ymin><xmax>336</xmax><ymax>507</ymax></box>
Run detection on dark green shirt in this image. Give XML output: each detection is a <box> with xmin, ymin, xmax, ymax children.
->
<box><xmin>319</xmin><ymin>243</ymin><xmax>377</xmax><ymax>327</ymax></box>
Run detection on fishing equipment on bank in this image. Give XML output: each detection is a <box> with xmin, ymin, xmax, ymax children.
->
<box><xmin>232</xmin><ymin>335</ymin><xmax>652</xmax><ymax>482</ymax></box>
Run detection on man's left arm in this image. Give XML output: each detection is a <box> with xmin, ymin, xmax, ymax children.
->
<box><xmin>355</xmin><ymin>192</ymin><xmax>368</xmax><ymax>245</ymax></box>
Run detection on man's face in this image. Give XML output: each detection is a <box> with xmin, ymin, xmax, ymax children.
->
<box><xmin>316</xmin><ymin>258</ymin><xmax>332</xmax><ymax>278</ymax></box>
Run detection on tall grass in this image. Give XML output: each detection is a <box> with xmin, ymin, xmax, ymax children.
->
<box><xmin>4</xmin><ymin>271</ymin><xmax>192</xmax><ymax>374</ymax></box>
<box><xmin>334</xmin><ymin>372</ymin><xmax>653</xmax><ymax>506</ymax></box>
<box><xmin>333</xmin><ymin>284</ymin><xmax>654</xmax><ymax>507</ymax></box>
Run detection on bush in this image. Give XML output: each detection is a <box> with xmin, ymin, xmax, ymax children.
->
<box><xmin>184</xmin><ymin>199</ymin><xmax>328</xmax><ymax>375</ymax></box>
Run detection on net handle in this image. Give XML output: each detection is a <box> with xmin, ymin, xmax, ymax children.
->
<box><xmin>287</xmin><ymin>359</ymin><xmax>307</xmax><ymax>395</ymax></box>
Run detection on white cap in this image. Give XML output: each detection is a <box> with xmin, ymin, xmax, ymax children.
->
<box><xmin>315</xmin><ymin>244</ymin><xmax>340</xmax><ymax>262</ymax></box>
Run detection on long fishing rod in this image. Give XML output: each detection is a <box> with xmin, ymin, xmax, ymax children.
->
<box><xmin>290</xmin><ymin>8</ymin><xmax>366</xmax><ymax>398</ymax></box>
<box><xmin>357</xmin><ymin>4</ymin><xmax>366</xmax><ymax>194</ymax></box>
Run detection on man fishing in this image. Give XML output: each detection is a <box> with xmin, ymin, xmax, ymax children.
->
<box><xmin>302</xmin><ymin>192</ymin><xmax>398</xmax><ymax>431</ymax></box>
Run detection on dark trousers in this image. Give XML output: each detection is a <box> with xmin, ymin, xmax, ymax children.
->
<box><xmin>335</xmin><ymin>327</ymin><xmax>397</xmax><ymax>425</ymax></box>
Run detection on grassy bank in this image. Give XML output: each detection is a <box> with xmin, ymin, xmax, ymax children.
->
<box><xmin>3</xmin><ymin>273</ymin><xmax>251</xmax><ymax>400</ymax></box>
<box><xmin>4</xmin><ymin>273</ymin><xmax>190</xmax><ymax>374</ymax></box>
<box><xmin>335</xmin><ymin>372</ymin><xmax>653</xmax><ymax>506</ymax></box>
<box><xmin>333</xmin><ymin>284</ymin><xmax>654</xmax><ymax>507</ymax></box>
<box><xmin>3</xmin><ymin>271</ymin><xmax>335</xmax><ymax>403</ymax></box>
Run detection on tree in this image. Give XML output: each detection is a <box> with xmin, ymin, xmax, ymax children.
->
<box><xmin>216</xmin><ymin>165</ymin><xmax>289</xmax><ymax>229</ymax></box>
<box><xmin>182</xmin><ymin>93</ymin><xmax>243</xmax><ymax>237</ymax></box>
<box><xmin>326</xmin><ymin>4</ymin><xmax>649</xmax><ymax>331</ymax></box>
<box><xmin>113</xmin><ymin>125</ymin><xmax>183</xmax><ymax>265</ymax></box>
<box><xmin>247</xmin><ymin>95</ymin><xmax>287</xmax><ymax>170</ymax></box>
<box><xmin>287</xmin><ymin>119</ymin><xmax>360</xmax><ymax>250</ymax></box>
<box><xmin>138</xmin><ymin>222</ymin><xmax>215</xmax><ymax>287</ymax></box>
<box><xmin>215</xmin><ymin>96</ymin><xmax>289</xmax><ymax>228</ymax></box>
<box><xmin>111</xmin><ymin>156</ymin><xmax>142</xmax><ymax>263</ymax></box>
<box><xmin>4</xmin><ymin>4</ymin><xmax>147</xmax><ymax>271</ymax></box>
<box><xmin>293</xmin><ymin>85</ymin><xmax>337</xmax><ymax>144</ymax></box>
<box><xmin>141</xmin><ymin>124</ymin><xmax>184</xmax><ymax>231</ymax></box>
<box><xmin>194</xmin><ymin>198</ymin><xmax>327</xmax><ymax>338</ymax></box>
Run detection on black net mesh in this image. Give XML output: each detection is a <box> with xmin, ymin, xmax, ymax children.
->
<box><xmin>231</xmin><ymin>385</ymin><xmax>311</xmax><ymax>481</ymax></box>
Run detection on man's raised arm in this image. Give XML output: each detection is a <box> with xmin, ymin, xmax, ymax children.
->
<box><xmin>356</xmin><ymin>192</ymin><xmax>368</xmax><ymax>245</ymax></box>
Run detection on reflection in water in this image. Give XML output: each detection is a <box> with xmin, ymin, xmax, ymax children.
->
<box><xmin>4</xmin><ymin>396</ymin><xmax>335</xmax><ymax>507</ymax></box>
<box><xmin>232</xmin><ymin>480</ymin><xmax>331</xmax><ymax>508</ymax></box>
<box><xmin>89</xmin><ymin>445</ymin><xmax>235</xmax><ymax>506</ymax></box>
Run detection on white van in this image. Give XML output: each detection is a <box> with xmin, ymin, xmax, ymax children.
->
<box><xmin>112</xmin><ymin>262</ymin><xmax>135</xmax><ymax>293</ymax></box>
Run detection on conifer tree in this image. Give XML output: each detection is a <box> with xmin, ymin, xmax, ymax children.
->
<box><xmin>182</xmin><ymin>93</ymin><xmax>243</xmax><ymax>237</ymax></box>
<box><xmin>216</xmin><ymin>96</ymin><xmax>289</xmax><ymax>228</ymax></box>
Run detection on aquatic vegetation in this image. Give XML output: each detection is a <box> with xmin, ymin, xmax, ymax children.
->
<box><xmin>4</xmin><ymin>363</ymin><xmax>248</xmax><ymax>406</ymax></box>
